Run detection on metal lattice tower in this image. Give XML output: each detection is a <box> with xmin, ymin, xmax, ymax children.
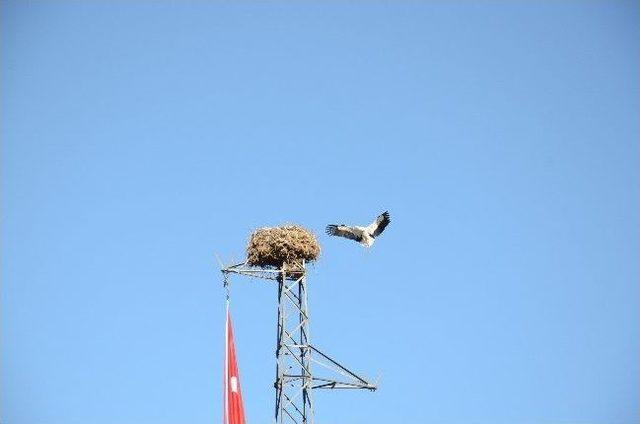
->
<box><xmin>221</xmin><ymin>260</ymin><xmax>376</xmax><ymax>424</ymax></box>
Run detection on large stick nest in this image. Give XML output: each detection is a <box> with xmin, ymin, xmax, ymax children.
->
<box><xmin>246</xmin><ymin>225</ymin><xmax>320</xmax><ymax>268</ymax></box>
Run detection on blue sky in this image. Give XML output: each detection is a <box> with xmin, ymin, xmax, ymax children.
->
<box><xmin>2</xmin><ymin>1</ymin><xmax>638</xmax><ymax>423</ymax></box>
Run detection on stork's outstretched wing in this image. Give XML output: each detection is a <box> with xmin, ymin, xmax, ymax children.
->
<box><xmin>325</xmin><ymin>224</ymin><xmax>362</xmax><ymax>242</ymax></box>
<box><xmin>369</xmin><ymin>211</ymin><xmax>391</xmax><ymax>237</ymax></box>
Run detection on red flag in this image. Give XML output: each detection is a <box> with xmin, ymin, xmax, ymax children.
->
<box><xmin>223</xmin><ymin>303</ymin><xmax>246</xmax><ymax>424</ymax></box>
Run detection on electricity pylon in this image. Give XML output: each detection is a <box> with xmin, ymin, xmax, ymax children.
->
<box><xmin>221</xmin><ymin>260</ymin><xmax>376</xmax><ymax>424</ymax></box>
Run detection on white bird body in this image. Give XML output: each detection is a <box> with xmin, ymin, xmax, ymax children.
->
<box><xmin>326</xmin><ymin>211</ymin><xmax>390</xmax><ymax>248</ymax></box>
<box><xmin>359</xmin><ymin>228</ymin><xmax>375</xmax><ymax>247</ymax></box>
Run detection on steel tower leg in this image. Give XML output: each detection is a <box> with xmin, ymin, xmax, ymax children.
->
<box><xmin>275</xmin><ymin>260</ymin><xmax>313</xmax><ymax>424</ymax></box>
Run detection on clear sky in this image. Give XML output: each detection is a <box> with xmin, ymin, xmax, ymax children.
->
<box><xmin>2</xmin><ymin>1</ymin><xmax>638</xmax><ymax>423</ymax></box>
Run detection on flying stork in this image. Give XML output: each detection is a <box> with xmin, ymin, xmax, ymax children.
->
<box><xmin>325</xmin><ymin>211</ymin><xmax>391</xmax><ymax>248</ymax></box>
